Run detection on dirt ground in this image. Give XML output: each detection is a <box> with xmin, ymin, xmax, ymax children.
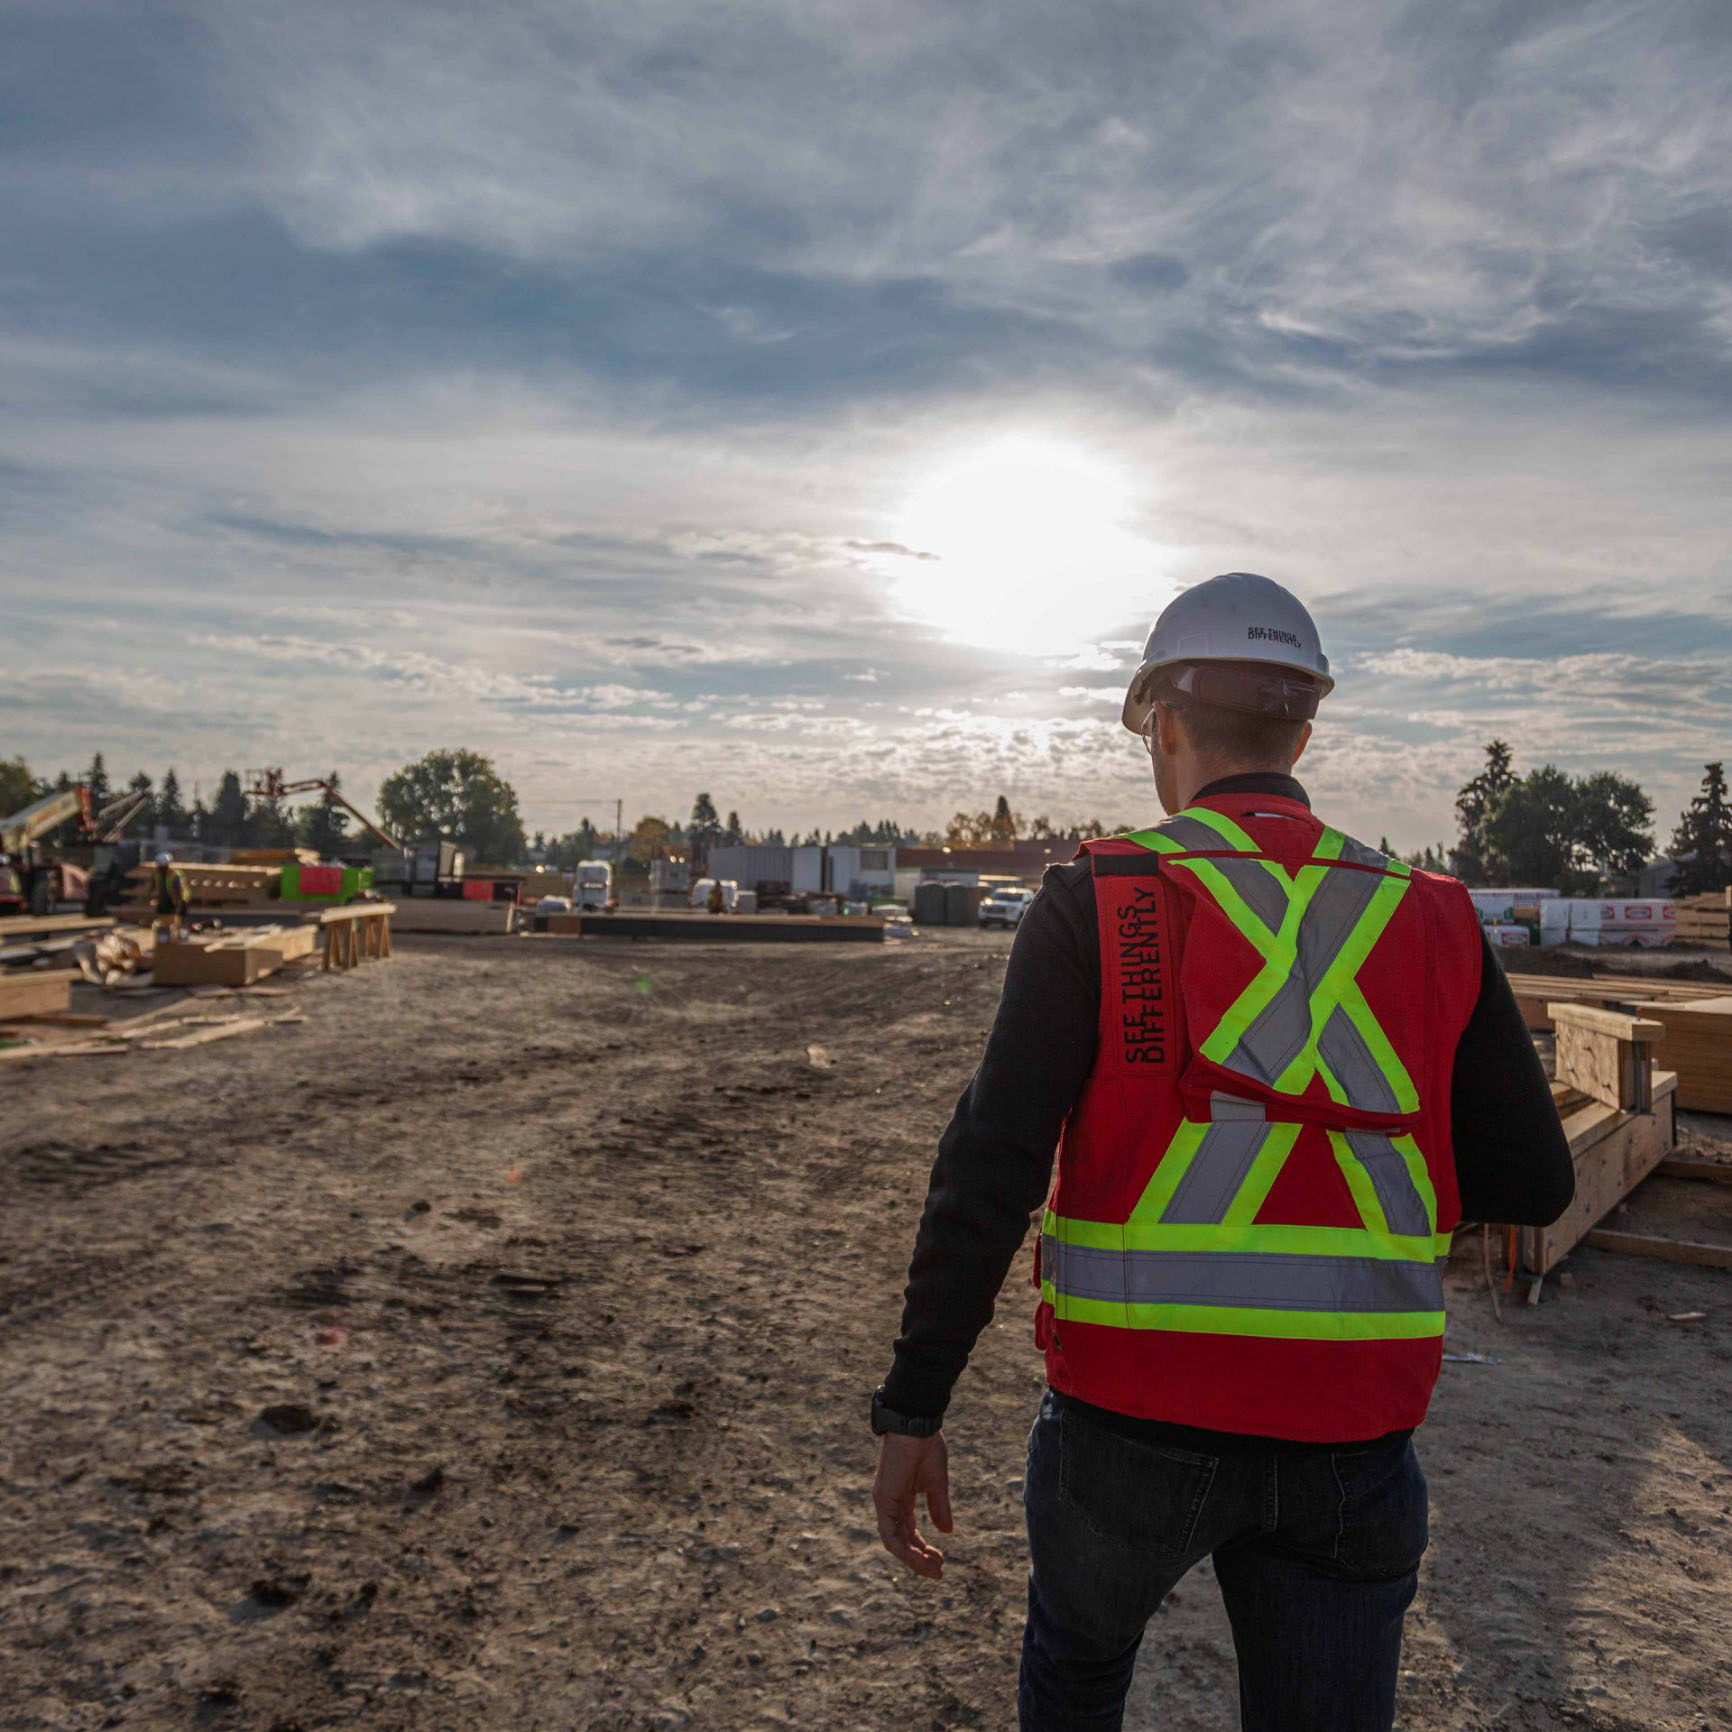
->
<box><xmin>4</xmin><ymin>931</ymin><xmax>1732</xmax><ymax>1732</ymax></box>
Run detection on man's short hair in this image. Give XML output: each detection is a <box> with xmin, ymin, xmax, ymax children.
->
<box><xmin>1161</xmin><ymin>660</ymin><xmax>1315</xmax><ymax>765</ymax></box>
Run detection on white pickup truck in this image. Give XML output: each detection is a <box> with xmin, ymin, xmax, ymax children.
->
<box><xmin>979</xmin><ymin>885</ymin><xmax>1035</xmax><ymax>929</ymax></box>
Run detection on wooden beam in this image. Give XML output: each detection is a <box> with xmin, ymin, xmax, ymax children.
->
<box><xmin>0</xmin><ymin>914</ymin><xmax>116</xmax><ymax>940</ymax></box>
<box><xmin>1582</xmin><ymin>1229</ymin><xmax>1732</xmax><ymax>1270</ymax></box>
<box><xmin>1657</xmin><ymin>1156</ymin><xmax>1732</xmax><ymax>1184</ymax></box>
<box><xmin>1547</xmin><ymin>1002</ymin><xmax>1665</xmax><ymax>1042</ymax></box>
<box><xmin>1550</xmin><ymin>1002</ymin><xmax>1663</xmax><ymax>1111</ymax></box>
<box><xmin>1525</xmin><ymin>1071</ymin><xmax>1677</xmax><ymax>1275</ymax></box>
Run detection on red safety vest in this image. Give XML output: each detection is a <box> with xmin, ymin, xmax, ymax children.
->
<box><xmin>1034</xmin><ymin>793</ymin><xmax>1483</xmax><ymax>1441</ymax></box>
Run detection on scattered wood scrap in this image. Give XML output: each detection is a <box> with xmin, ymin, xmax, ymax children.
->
<box><xmin>140</xmin><ymin>1016</ymin><xmax>268</xmax><ymax>1051</ymax></box>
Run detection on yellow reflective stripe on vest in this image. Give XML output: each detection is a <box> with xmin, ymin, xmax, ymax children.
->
<box><xmin>1046</xmin><ymin>813</ymin><xmax>1446</xmax><ymax>1342</ymax></box>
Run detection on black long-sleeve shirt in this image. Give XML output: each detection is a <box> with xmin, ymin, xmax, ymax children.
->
<box><xmin>882</xmin><ymin>773</ymin><xmax>1576</xmax><ymax>1435</ymax></box>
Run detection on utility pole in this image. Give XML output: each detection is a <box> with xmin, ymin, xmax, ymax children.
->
<box><xmin>572</xmin><ymin>794</ymin><xmax>626</xmax><ymax>874</ymax></box>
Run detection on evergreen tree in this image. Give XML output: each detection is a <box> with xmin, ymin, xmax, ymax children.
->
<box><xmin>157</xmin><ymin>768</ymin><xmax>188</xmax><ymax>836</ymax></box>
<box><xmin>1668</xmin><ymin>762</ymin><xmax>1732</xmax><ymax>897</ymax></box>
<box><xmin>298</xmin><ymin>773</ymin><xmax>350</xmax><ymax>858</ymax></box>
<box><xmin>1453</xmin><ymin>740</ymin><xmax>1517</xmax><ymax>882</ymax></box>
<box><xmin>722</xmin><ymin>810</ymin><xmax>744</xmax><ymax>847</ymax></box>
<box><xmin>209</xmin><ymin>770</ymin><xmax>248</xmax><ymax>848</ymax></box>
<box><xmin>990</xmin><ymin>794</ymin><xmax>1019</xmax><ymax>846</ymax></box>
<box><xmin>86</xmin><ymin>753</ymin><xmax>111</xmax><ymax>813</ymax></box>
<box><xmin>689</xmin><ymin>792</ymin><xmax>722</xmax><ymax>851</ymax></box>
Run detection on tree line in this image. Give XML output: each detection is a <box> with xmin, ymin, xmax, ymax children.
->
<box><xmin>1410</xmin><ymin>742</ymin><xmax>1732</xmax><ymax>896</ymax></box>
<box><xmin>13</xmin><ymin>739</ymin><xmax>1729</xmax><ymax>894</ymax></box>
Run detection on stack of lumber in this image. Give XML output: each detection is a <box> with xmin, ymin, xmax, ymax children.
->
<box><xmin>1504</xmin><ymin>971</ymin><xmax>1732</xmax><ymax>1115</ymax></box>
<box><xmin>151</xmin><ymin>924</ymin><xmax>319</xmax><ymax>987</ymax></box>
<box><xmin>125</xmin><ymin>861</ymin><xmax>281</xmax><ymax>906</ymax></box>
<box><xmin>230</xmin><ymin>847</ymin><xmax>318</xmax><ymax>866</ymax></box>
<box><xmin>0</xmin><ymin>912</ymin><xmax>115</xmax><ymax>946</ymax></box>
<box><xmin>1503</xmin><ymin>971</ymin><xmax>1713</xmax><ymax>1030</ymax></box>
<box><xmin>1675</xmin><ymin>890</ymin><xmax>1732</xmax><ymax>947</ymax></box>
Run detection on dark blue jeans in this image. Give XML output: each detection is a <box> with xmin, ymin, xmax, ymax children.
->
<box><xmin>1020</xmin><ymin>1391</ymin><xmax>1427</xmax><ymax>1732</ymax></box>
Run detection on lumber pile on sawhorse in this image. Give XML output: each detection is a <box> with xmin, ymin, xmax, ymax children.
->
<box><xmin>319</xmin><ymin>903</ymin><xmax>394</xmax><ymax>971</ymax></box>
<box><xmin>1502</xmin><ymin>1002</ymin><xmax>1731</xmax><ymax>1296</ymax></box>
<box><xmin>1505</xmin><ymin>971</ymin><xmax>1732</xmax><ymax>1115</ymax></box>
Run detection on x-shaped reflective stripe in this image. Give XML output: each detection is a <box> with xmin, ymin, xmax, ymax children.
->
<box><xmin>1131</xmin><ymin>809</ymin><xmax>1419</xmax><ymax>1115</ymax></box>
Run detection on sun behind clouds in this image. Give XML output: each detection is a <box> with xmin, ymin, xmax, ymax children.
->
<box><xmin>882</xmin><ymin>433</ymin><xmax>1169</xmax><ymax>657</ymax></box>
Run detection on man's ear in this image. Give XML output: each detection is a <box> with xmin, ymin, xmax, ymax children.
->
<box><xmin>1290</xmin><ymin>721</ymin><xmax>1313</xmax><ymax>769</ymax></box>
<box><xmin>1155</xmin><ymin>701</ymin><xmax>1182</xmax><ymax>757</ymax></box>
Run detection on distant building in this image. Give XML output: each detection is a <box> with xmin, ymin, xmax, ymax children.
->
<box><xmin>1635</xmin><ymin>857</ymin><xmax>1679</xmax><ymax>898</ymax></box>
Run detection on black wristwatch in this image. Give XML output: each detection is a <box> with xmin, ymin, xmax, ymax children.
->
<box><xmin>870</xmin><ymin>1385</ymin><xmax>943</xmax><ymax>1438</ymax></box>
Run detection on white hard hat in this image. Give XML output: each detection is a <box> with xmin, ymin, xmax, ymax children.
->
<box><xmin>1122</xmin><ymin>571</ymin><xmax>1333</xmax><ymax>734</ymax></box>
<box><xmin>155</xmin><ymin>851</ymin><xmax>172</xmax><ymax>867</ymax></box>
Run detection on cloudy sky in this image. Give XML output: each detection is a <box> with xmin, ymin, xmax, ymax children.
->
<box><xmin>4</xmin><ymin>0</ymin><xmax>1731</xmax><ymax>849</ymax></box>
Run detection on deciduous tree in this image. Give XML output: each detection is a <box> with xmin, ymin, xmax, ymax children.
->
<box><xmin>0</xmin><ymin>756</ymin><xmax>31</xmax><ymax>816</ymax></box>
<box><xmin>378</xmin><ymin>750</ymin><xmax>527</xmax><ymax>862</ymax></box>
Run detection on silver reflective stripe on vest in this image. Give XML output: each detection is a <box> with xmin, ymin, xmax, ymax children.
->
<box><xmin>1333</xmin><ymin>836</ymin><xmax>1392</xmax><ymax>870</ymax></box>
<box><xmin>1154</xmin><ymin>814</ymin><xmax>1240</xmax><ymax>855</ymax></box>
<box><xmin>1207</xmin><ymin>852</ymin><xmax>1291</xmax><ymax>936</ymax></box>
<box><xmin>1162</xmin><ymin>1095</ymin><xmax>1269</xmax><ymax>1225</ymax></box>
<box><xmin>1217</xmin><ymin>864</ymin><xmax>1383</xmax><ymax>1094</ymax></box>
<box><xmin>1043</xmin><ymin>1238</ymin><xmax>1443</xmax><ymax>1313</ymax></box>
<box><xmin>1317</xmin><ymin>1003</ymin><xmax>1401</xmax><ymax>1112</ymax></box>
<box><xmin>1342</xmin><ymin>1131</ymin><xmax>1432</xmax><ymax>1238</ymax></box>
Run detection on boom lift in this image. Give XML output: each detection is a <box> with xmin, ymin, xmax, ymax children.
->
<box><xmin>243</xmin><ymin>769</ymin><xmax>404</xmax><ymax>853</ymax></box>
<box><xmin>0</xmin><ymin>783</ymin><xmax>153</xmax><ymax>914</ymax></box>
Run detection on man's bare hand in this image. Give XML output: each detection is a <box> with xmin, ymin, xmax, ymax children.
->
<box><xmin>872</xmin><ymin>1431</ymin><xmax>953</xmax><ymax>1580</ymax></box>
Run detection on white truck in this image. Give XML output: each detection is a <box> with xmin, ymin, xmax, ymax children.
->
<box><xmin>575</xmin><ymin>860</ymin><xmax>614</xmax><ymax>911</ymax></box>
<box><xmin>979</xmin><ymin>885</ymin><xmax>1036</xmax><ymax>929</ymax></box>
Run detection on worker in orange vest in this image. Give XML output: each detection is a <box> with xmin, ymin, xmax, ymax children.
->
<box><xmin>872</xmin><ymin>573</ymin><xmax>1576</xmax><ymax>1731</ymax></box>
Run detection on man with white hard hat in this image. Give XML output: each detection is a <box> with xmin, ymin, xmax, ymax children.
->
<box><xmin>872</xmin><ymin>573</ymin><xmax>1574</xmax><ymax>1730</ymax></box>
<box><xmin>150</xmin><ymin>850</ymin><xmax>189</xmax><ymax>943</ymax></box>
